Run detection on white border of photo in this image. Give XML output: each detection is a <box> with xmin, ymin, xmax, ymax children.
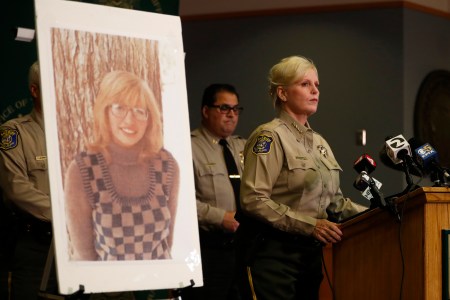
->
<box><xmin>35</xmin><ymin>0</ymin><xmax>202</xmax><ymax>294</ymax></box>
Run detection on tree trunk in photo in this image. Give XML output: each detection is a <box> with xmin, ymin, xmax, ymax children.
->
<box><xmin>51</xmin><ymin>28</ymin><xmax>161</xmax><ymax>181</ymax></box>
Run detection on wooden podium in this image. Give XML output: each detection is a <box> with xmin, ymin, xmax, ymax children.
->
<box><xmin>319</xmin><ymin>187</ymin><xmax>450</xmax><ymax>300</ymax></box>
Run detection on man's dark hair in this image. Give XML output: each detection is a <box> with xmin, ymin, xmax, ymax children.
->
<box><xmin>201</xmin><ymin>83</ymin><xmax>239</xmax><ymax>108</ymax></box>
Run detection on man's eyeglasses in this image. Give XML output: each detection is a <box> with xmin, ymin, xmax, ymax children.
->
<box><xmin>208</xmin><ymin>104</ymin><xmax>244</xmax><ymax>115</ymax></box>
<box><xmin>110</xmin><ymin>103</ymin><xmax>149</xmax><ymax>121</ymax></box>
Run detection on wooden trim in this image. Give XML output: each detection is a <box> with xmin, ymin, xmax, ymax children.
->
<box><xmin>181</xmin><ymin>1</ymin><xmax>450</xmax><ymax>21</ymax></box>
<box><xmin>339</xmin><ymin>187</ymin><xmax>450</xmax><ymax>231</ymax></box>
<box><xmin>403</xmin><ymin>1</ymin><xmax>450</xmax><ymax>19</ymax></box>
<box><xmin>328</xmin><ymin>187</ymin><xmax>450</xmax><ymax>299</ymax></box>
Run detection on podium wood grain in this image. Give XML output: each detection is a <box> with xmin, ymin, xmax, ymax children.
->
<box><xmin>324</xmin><ymin>187</ymin><xmax>450</xmax><ymax>300</ymax></box>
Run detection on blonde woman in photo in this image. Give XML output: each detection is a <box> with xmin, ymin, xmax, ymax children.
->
<box><xmin>65</xmin><ymin>70</ymin><xmax>179</xmax><ymax>261</ymax></box>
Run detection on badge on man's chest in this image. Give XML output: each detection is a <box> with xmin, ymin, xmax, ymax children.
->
<box><xmin>317</xmin><ymin>145</ymin><xmax>328</xmax><ymax>158</ymax></box>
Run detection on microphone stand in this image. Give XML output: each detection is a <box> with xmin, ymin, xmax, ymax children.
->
<box><xmin>432</xmin><ymin>165</ymin><xmax>450</xmax><ymax>187</ymax></box>
<box><xmin>401</xmin><ymin>161</ymin><xmax>415</xmax><ymax>193</ymax></box>
<box><xmin>399</xmin><ymin>155</ymin><xmax>422</xmax><ymax>195</ymax></box>
<box><xmin>367</xmin><ymin>177</ymin><xmax>400</xmax><ymax>221</ymax></box>
<box><xmin>367</xmin><ymin>177</ymin><xmax>386</xmax><ymax>208</ymax></box>
<box><xmin>443</xmin><ymin>168</ymin><xmax>450</xmax><ymax>187</ymax></box>
<box><xmin>430</xmin><ymin>170</ymin><xmax>445</xmax><ymax>187</ymax></box>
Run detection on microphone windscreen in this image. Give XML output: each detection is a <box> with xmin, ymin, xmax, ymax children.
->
<box><xmin>385</xmin><ymin>134</ymin><xmax>412</xmax><ymax>164</ymax></box>
<box><xmin>408</xmin><ymin>137</ymin><xmax>441</xmax><ymax>171</ymax></box>
<box><xmin>416</xmin><ymin>144</ymin><xmax>439</xmax><ymax>172</ymax></box>
<box><xmin>379</xmin><ymin>144</ymin><xmax>422</xmax><ymax>176</ymax></box>
<box><xmin>353</xmin><ymin>154</ymin><xmax>377</xmax><ymax>174</ymax></box>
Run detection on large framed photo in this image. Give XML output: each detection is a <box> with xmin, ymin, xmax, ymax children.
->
<box><xmin>35</xmin><ymin>0</ymin><xmax>201</xmax><ymax>294</ymax></box>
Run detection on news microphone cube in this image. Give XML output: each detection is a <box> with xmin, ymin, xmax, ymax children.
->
<box><xmin>414</xmin><ymin>143</ymin><xmax>438</xmax><ymax>170</ymax></box>
<box><xmin>385</xmin><ymin>134</ymin><xmax>412</xmax><ymax>164</ymax></box>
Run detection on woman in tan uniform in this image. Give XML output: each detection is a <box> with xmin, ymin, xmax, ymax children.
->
<box><xmin>64</xmin><ymin>70</ymin><xmax>179</xmax><ymax>261</ymax></box>
<box><xmin>236</xmin><ymin>56</ymin><xmax>366</xmax><ymax>299</ymax></box>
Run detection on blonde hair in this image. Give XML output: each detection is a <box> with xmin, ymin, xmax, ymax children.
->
<box><xmin>28</xmin><ymin>61</ymin><xmax>40</xmax><ymax>88</ymax></box>
<box><xmin>89</xmin><ymin>70</ymin><xmax>163</xmax><ymax>161</ymax></box>
<box><xmin>268</xmin><ymin>56</ymin><xmax>318</xmax><ymax>109</ymax></box>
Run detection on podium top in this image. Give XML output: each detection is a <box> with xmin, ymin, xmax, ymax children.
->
<box><xmin>339</xmin><ymin>186</ymin><xmax>450</xmax><ymax>229</ymax></box>
<box><xmin>402</xmin><ymin>186</ymin><xmax>450</xmax><ymax>203</ymax></box>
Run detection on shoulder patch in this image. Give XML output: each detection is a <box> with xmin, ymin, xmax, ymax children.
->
<box><xmin>252</xmin><ymin>135</ymin><xmax>273</xmax><ymax>154</ymax></box>
<box><xmin>0</xmin><ymin>128</ymin><xmax>19</xmax><ymax>151</ymax></box>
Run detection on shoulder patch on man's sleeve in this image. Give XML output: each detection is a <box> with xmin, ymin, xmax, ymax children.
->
<box><xmin>0</xmin><ymin>127</ymin><xmax>19</xmax><ymax>151</ymax></box>
<box><xmin>252</xmin><ymin>135</ymin><xmax>273</xmax><ymax>154</ymax></box>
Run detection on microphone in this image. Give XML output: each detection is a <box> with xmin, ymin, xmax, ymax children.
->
<box><xmin>408</xmin><ymin>138</ymin><xmax>450</xmax><ymax>183</ymax></box>
<box><xmin>353</xmin><ymin>154</ymin><xmax>400</xmax><ymax>219</ymax></box>
<box><xmin>385</xmin><ymin>134</ymin><xmax>412</xmax><ymax>165</ymax></box>
<box><xmin>353</xmin><ymin>170</ymin><xmax>385</xmax><ymax>208</ymax></box>
<box><xmin>353</xmin><ymin>154</ymin><xmax>385</xmax><ymax>208</ymax></box>
<box><xmin>379</xmin><ymin>144</ymin><xmax>422</xmax><ymax>176</ymax></box>
<box><xmin>383</xmin><ymin>134</ymin><xmax>422</xmax><ymax>190</ymax></box>
<box><xmin>353</xmin><ymin>171</ymin><xmax>370</xmax><ymax>191</ymax></box>
<box><xmin>353</xmin><ymin>153</ymin><xmax>377</xmax><ymax>174</ymax></box>
<box><xmin>353</xmin><ymin>171</ymin><xmax>381</xmax><ymax>196</ymax></box>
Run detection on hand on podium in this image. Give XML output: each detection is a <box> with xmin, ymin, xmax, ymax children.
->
<box><xmin>312</xmin><ymin>219</ymin><xmax>343</xmax><ymax>245</ymax></box>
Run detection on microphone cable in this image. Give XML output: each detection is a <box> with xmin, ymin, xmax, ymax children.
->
<box><xmin>395</xmin><ymin>174</ymin><xmax>423</xmax><ymax>300</ymax></box>
<box><xmin>321</xmin><ymin>247</ymin><xmax>336</xmax><ymax>300</ymax></box>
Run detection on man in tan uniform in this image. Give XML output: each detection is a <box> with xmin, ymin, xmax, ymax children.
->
<box><xmin>0</xmin><ymin>61</ymin><xmax>57</xmax><ymax>299</ymax></box>
<box><xmin>185</xmin><ymin>84</ymin><xmax>246</xmax><ymax>300</ymax></box>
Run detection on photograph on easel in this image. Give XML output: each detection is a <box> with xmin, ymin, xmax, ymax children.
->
<box><xmin>35</xmin><ymin>0</ymin><xmax>202</xmax><ymax>295</ymax></box>
<box><xmin>53</xmin><ymin>29</ymin><xmax>178</xmax><ymax>262</ymax></box>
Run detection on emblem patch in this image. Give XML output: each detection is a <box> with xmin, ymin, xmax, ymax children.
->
<box><xmin>252</xmin><ymin>135</ymin><xmax>273</xmax><ymax>154</ymax></box>
<box><xmin>317</xmin><ymin>145</ymin><xmax>328</xmax><ymax>158</ymax></box>
<box><xmin>0</xmin><ymin>128</ymin><xmax>19</xmax><ymax>151</ymax></box>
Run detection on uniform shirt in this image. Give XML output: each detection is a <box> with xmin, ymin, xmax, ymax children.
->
<box><xmin>191</xmin><ymin>126</ymin><xmax>246</xmax><ymax>231</ymax></box>
<box><xmin>241</xmin><ymin>110</ymin><xmax>366</xmax><ymax>236</ymax></box>
<box><xmin>0</xmin><ymin>109</ymin><xmax>51</xmax><ymax>221</ymax></box>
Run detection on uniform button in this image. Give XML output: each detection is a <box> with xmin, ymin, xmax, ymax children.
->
<box><xmin>324</xmin><ymin>184</ymin><xmax>327</xmax><ymax>188</ymax></box>
<box><xmin>307</xmin><ymin>149</ymin><xmax>311</xmax><ymax>153</ymax></box>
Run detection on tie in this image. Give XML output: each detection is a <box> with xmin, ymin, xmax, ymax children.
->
<box><xmin>219</xmin><ymin>139</ymin><xmax>241</xmax><ymax>210</ymax></box>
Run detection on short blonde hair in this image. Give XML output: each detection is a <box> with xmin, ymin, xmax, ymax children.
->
<box><xmin>89</xmin><ymin>70</ymin><xmax>163</xmax><ymax>161</ymax></box>
<box><xmin>28</xmin><ymin>61</ymin><xmax>40</xmax><ymax>88</ymax></box>
<box><xmin>268</xmin><ymin>56</ymin><xmax>318</xmax><ymax>109</ymax></box>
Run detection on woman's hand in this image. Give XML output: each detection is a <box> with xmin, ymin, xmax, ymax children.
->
<box><xmin>312</xmin><ymin>219</ymin><xmax>342</xmax><ymax>244</ymax></box>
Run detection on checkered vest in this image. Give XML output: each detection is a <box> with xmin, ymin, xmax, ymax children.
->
<box><xmin>75</xmin><ymin>149</ymin><xmax>177</xmax><ymax>260</ymax></box>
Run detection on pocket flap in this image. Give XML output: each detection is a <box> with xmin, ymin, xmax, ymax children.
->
<box><xmin>197</xmin><ymin>162</ymin><xmax>225</xmax><ymax>177</ymax></box>
<box><xmin>286</xmin><ymin>156</ymin><xmax>316</xmax><ymax>171</ymax></box>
